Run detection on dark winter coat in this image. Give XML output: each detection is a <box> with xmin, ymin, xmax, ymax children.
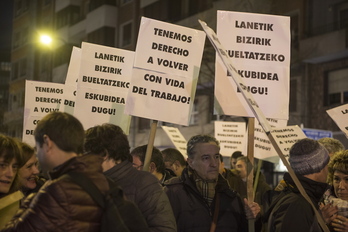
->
<box><xmin>266</xmin><ymin>172</ymin><xmax>329</xmax><ymax>232</ymax></box>
<box><xmin>1</xmin><ymin>155</ymin><xmax>109</xmax><ymax>232</ymax></box>
<box><xmin>164</xmin><ymin>168</ymin><xmax>248</xmax><ymax>232</ymax></box>
<box><xmin>104</xmin><ymin>160</ymin><xmax>176</xmax><ymax>232</ymax></box>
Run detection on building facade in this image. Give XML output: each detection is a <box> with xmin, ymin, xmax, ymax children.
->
<box><xmin>4</xmin><ymin>0</ymin><xmax>348</xmax><ymax>149</ymax></box>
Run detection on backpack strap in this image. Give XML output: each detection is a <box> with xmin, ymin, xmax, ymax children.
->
<box><xmin>67</xmin><ymin>172</ymin><xmax>105</xmax><ymax>209</ymax></box>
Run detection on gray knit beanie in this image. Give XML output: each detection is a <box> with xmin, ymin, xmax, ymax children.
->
<box><xmin>289</xmin><ymin>138</ymin><xmax>330</xmax><ymax>175</ymax></box>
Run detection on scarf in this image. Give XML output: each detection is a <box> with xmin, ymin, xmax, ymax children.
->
<box><xmin>189</xmin><ymin>167</ymin><xmax>217</xmax><ymax>205</ymax></box>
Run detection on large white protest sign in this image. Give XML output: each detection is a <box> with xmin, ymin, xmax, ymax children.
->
<box><xmin>22</xmin><ymin>80</ymin><xmax>64</xmax><ymax>145</ymax></box>
<box><xmin>74</xmin><ymin>42</ymin><xmax>133</xmax><ymax>134</ymax></box>
<box><xmin>162</xmin><ymin>126</ymin><xmax>187</xmax><ymax>158</ymax></box>
<box><xmin>215</xmin><ymin>11</ymin><xmax>290</xmax><ymax>120</ymax></box>
<box><xmin>327</xmin><ymin>103</ymin><xmax>348</xmax><ymax>138</ymax></box>
<box><xmin>59</xmin><ymin>46</ymin><xmax>81</xmax><ymax>115</ymax></box>
<box><xmin>199</xmin><ymin>20</ymin><xmax>271</xmax><ymax>133</ymax></box>
<box><xmin>214</xmin><ymin>121</ymin><xmax>246</xmax><ymax>157</ymax></box>
<box><xmin>125</xmin><ymin>17</ymin><xmax>206</xmax><ymax>125</ymax></box>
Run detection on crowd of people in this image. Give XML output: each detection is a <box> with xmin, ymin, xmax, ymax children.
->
<box><xmin>0</xmin><ymin>111</ymin><xmax>347</xmax><ymax>231</ymax></box>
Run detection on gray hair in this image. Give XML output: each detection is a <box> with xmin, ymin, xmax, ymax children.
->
<box><xmin>187</xmin><ymin>134</ymin><xmax>219</xmax><ymax>159</ymax></box>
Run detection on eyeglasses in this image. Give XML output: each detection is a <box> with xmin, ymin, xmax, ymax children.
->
<box><xmin>132</xmin><ymin>163</ymin><xmax>143</xmax><ymax>170</ymax></box>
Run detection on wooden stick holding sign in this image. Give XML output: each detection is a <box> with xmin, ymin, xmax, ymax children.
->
<box><xmin>247</xmin><ymin>117</ymin><xmax>255</xmax><ymax>232</ymax></box>
<box><xmin>143</xmin><ymin>120</ymin><xmax>158</xmax><ymax>172</ymax></box>
<box><xmin>198</xmin><ymin>20</ymin><xmax>329</xmax><ymax>232</ymax></box>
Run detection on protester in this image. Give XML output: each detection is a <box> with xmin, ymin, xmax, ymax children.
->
<box><xmin>231</xmin><ymin>150</ymin><xmax>243</xmax><ymax>169</ymax></box>
<box><xmin>162</xmin><ymin>148</ymin><xmax>186</xmax><ymax>177</ymax></box>
<box><xmin>1</xmin><ymin>112</ymin><xmax>129</xmax><ymax>231</ymax></box>
<box><xmin>235</xmin><ymin>156</ymin><xmax>271</xmax><ymax>207</ymax></box>
<box><xmin>131</xmin><ymin>145</ymin><xmax>175</xmax><ymax>185</ymax></box>
<box><xmin>84</xmin><ymin>123</ymin><xmax>177</xmax><ymax>232</ymax></box>
<box><xmin>164</xmin><ymin>134</ymin><xmax>261</xmax><ymax>231</ymax></box>
<box><xmin>318</xmin><ymin>137</ymin><xmax>345</xmax><ymax>158</ymax></box>
<box><xmin>265</xmin><ymin>138</ymin><xmax>330</xmax><ymax>232</ymax></box>
<box><xmin>320</xmin><ymin>150</ymin><xmax>348</xmax><ymax>231</ymax></box>
<box><xmin>218</xmin><ymin>154</ymin><xmax>245</xmax><ymax>196</ymax></box>
<box><xmin>18</xmin><ymin>142</ymin><xmax>45</xmax><ymax>197</ymax></box>
<box><xmin>0</xmin><ymin>134</ymin><xmax>23</xmax><ymax>229</ymax></box>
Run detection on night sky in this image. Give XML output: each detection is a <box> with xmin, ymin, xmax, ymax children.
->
<box><xmin>0</xmin><ymin>1</ymin><xmax>13</xmax><ymax>60</ymax></box>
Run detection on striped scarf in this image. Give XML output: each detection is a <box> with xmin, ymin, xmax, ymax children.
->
<box><xmin>189</xmin><ymin>167</ymin><xmax>217</xmax><ymax>206</ymax></box>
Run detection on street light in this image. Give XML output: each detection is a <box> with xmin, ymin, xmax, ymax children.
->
<box><xmin>39</xmin><ymin>35</ymin><xmax>53</xmax><ymax>46</ymax></box>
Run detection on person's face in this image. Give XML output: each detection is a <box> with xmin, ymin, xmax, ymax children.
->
<box><xmin>333</xmin><ymin>170</ymin><xmax>348</xmax><ymax>200</ymax></box>
<box><xmin>19</xmin><ymin>154</ymin><xmax>39</xmax><ymax>190</ymax></box>
<box><xmin>236</xmin><ymin>160</ymin><xmax>247</xmax><ymax>179</ymax></box>
<box><xmin>230</xmin><ymin>158</ymin><xmax>238</xmax><ymax>169</ymax></box>
<box><xmin>132</xmin><ymin>155</ymin><xmax>143</xmax><ymax>170</ymax></box>
<box><xmin>0</xmin><ymin>156</ymin><xmax>19</xmax><ymax>194</ymax></box>
<box><xmin>187</xmin><ymin>142</ymin><xmax>220</xmax><ymax>181</ymax></box>
<box><xmin>36</xmin><ymin>141</ymin><xmax>50</xmax><ymax>173</ymax></box>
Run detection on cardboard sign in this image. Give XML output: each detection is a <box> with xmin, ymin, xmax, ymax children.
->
<box><xmin>22</xmin><ymin>80</ymin><xmax>64</xmax><ymax>145</ymax></box>
<box><xmin>214</xmin><ymin>121</ymin><xmax>247</xmax><ymax>156</ymax></box>
<box><xmin>215</xmin><ymin>11</ymin><xmax>290</xmax><ymax>120</ymax></box>
<box><xmin>133</xmin><ymin>17</ymin><xmax>206</xmax><ymax>78</ymax></box>
<box><xmin>162</xmin><ymin>126</ymin><xmax>187</xmax><ymax>158</ymax></box>
<box><xmin>199</xmin><ymin>20</ymin><xmax>271</xmax><ymax>133</ymax></box>
<box><xmin>270</xmin><ymin>125</ymin><xmax>307</xmax><ymax>158</ymax></box>
<box><xmin>74</xmin><ymin>42</ymin><xmax>133</xmax><ymax>134</ymax></box>
<box><xmin>125</xmin><ymin>17</ymin><xmax>206</xmax><ymax>125</ymax></box>
<box><xmin>327</xmin><ymin>104</ymin><xmax>348</xmax><ymax>139</ymax></box>
<box><xmin>59</xmin><ymin>46</ymin><xmax>81</xmax><ymax>115</ymax></box>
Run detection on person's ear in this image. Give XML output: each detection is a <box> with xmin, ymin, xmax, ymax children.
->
<box><xmin>173</xmin><ymin>160</ymin><xmax>180</xmax><ymax>171</ymax></box>
<box><xmin>149</xmin><ymin>162</ymin><xmax>156</xmax><ymax>173</ymax></box>
<box><xmin>187</xmin><ymin>158</ymin><xmax>193</xmax><ymax>169</ymax></box>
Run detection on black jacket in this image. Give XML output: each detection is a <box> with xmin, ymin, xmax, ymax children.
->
<box><xmin>266</xmin><ymin>172</ymin><xmax>329</xmax><ymax>232</ymax></box>
<box><xmin>164</xmin><ymin>167</ymin><xmax>249</xmax><ymax>232</ymax></box>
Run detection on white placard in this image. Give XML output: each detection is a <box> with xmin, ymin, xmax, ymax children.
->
<box><xmin>162</xmin><ymin>126</ymin><xmax>187</xmax><ymax>158</ymax></box>
<box><xmin>327</xmin><ymin>103</ymin><xmax>348</xmax><ymax>138</ymax></box>
<box><xmin>126</xmin><ymin>17</ymin><xmax>206</xmax><ymax>125</ymax></box>
<box><xmin>134</xmin><ymin>17</ymin><xmax>206</xmax><ymax>78</ymax></box>
<box><xmin>22</xmin><ymin>80</ymin><xmax>64</xmax><ymax>145</ymax></box>
<box><xmin>214</xmin><ymin>121</ymin><xmax>247</xmax><ymax>157</ymax></box>
<box><xmin>74</xmin><ymin>42</ymin><xmax>133</xmax><ymax>133</ymax></box>
<box><xmin>270</xmin><ymin>125</ymin><xmax>307</xmax><ymax>159</ymax></box>
<box><xmin>215</xmin><ymin>11</ymin><xmax>290</xmax><ymax>120</ymax></box>
<box><xmin>199</xmin><ymin>20</ymin><xmax>271</xmax><ymax>133</ymax></box>
<box><xmin>59</xmin><ymin>47</ymin><xmax>81</xmax><ymax>114</ymax></box>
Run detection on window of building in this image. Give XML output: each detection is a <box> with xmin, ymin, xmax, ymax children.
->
<box><xmin>88</xmin><ymin>27</ymin><xmax>115</xmax><ymax>47</ymax></box>
<box><xmin>14</xmin><ymin>0</ymin><xmax>29</xmax><ymax>17</ymax></box>
<box><xmin>189</xmin><ymin>99</ymin><xmax>199</xmax><ymax>125</ymax></box>
<box><xmin>325</xmin><ymin>68</ymin><xmax>348</xmax><ymax>106</ymax></box>
<box><xmin>120</xmin><ymin>21</ymin><xmax>132</xmax><ymax>47</ymax></box>
<box><xmin>121</xmin><ymin>0</ymin><xmax>133</xmax><ymax>5</ymax></box>
<box><xmin>13</xmin><ymin>32</ymin><xmax>21</xmax><ymax>49</ymax></box>
<box><xmin>19</xmin><ymin>58</ymin><xmax>27</xmax><ymax>77</ymax></box>
<box><xmin>289</xmin><ymin>79</ymin><xmax>297</xmax><ymax>112</ymax></box>
<box><xmin>340</xmin><ymin>8</ymin><xmax>348</xmax><ymax>28</ymax></box>
<box><xmin>11</xmin><ymin>62</ymin><xmax>19</xmax><ymax>80</ymax></box>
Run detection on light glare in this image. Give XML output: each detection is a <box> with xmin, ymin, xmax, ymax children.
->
<box><xmin>40</xmin><ymin>35</ymin><xmax>52</xmax><ymax>45</ymax></box>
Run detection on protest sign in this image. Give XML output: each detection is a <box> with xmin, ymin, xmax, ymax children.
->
<box><xmin>125</xmin><ymin>17</ymin><xmax>206</xmax><ymax>125</ymax></box>
<box><xmin>215</xmin><ymin>11</ymin><xmax>290</xmax><ymax>120</ymax></box>
<box><xmin>162</xmin><ymin>126</ymin><xmax>187</xmax><ymax>158</ymax></box>
<box><xmin>327</xmin><ymin>103</ymin><xmax>348</xmax><ymax>139</ymax></box>
<box><xmin>269</xmin><ymin>125</ymin><xmax>307</xmax><ymax>159</ymax></box>
<box><xmin>214</xmin><ymin>121</ymin><xmax>247</xmax><ymax>156</ymax></box>
<box><xmin>59</xmin><ymin>46</ymin><xmax>81</xmax><ymax>114</ymax></box>
<box><xmin>253</xmin><ymin>118</ymin><xmax>287</xmax><ymax>162</ymax></box>
<box><xmin>22</xmin><ymin>80</ymin><xmax>64</xmax><ymax>145</ymax></box>
<box><xmin>74</xmin><ymin>42</ymin><xmax>133</xmax><ymax>134</ymax></box>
